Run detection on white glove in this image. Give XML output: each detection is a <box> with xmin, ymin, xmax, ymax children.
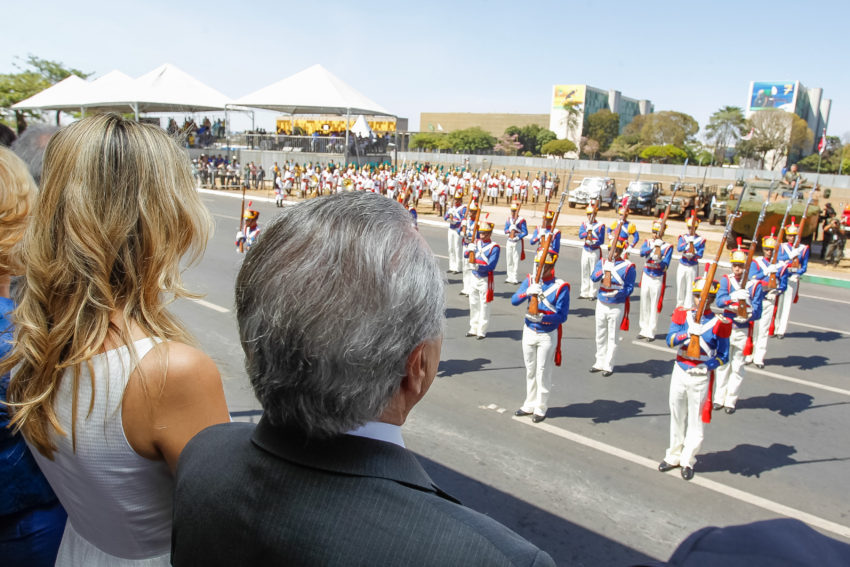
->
<box><xmin>763</xmin><ymin>263</ymin><xmax>778</xmax><ymax>274</ymax></box>
<box><xmin>790</xmin><ymin>274</ymin><xmax>800</xmax><ymax>283</ymax></box>
<box><xmin>625</xmin><ymin>246</ymin><xmax>638</xmax><ymax>255</ymax></box>
<box><xmin>236</xmin><ymin>230</ymin><xmax>245</xmax><ymax>240</ymax></box>
<box><xmin>649</xmin><ymin>252</ymin><xmax>660</xmax><ymax>262</ymax></box>
<box><xmin>527</xmin><ymin>283</ymin><xmax>542</xmax><ymax>297</ymax></box>
<box><xmin>687</xmin><ymin>322</ymin><xmax>702</xmax><ymax>336</ymax></box>
<box><xmin>525</xmin><ymin>313</ymin><xmax>543</xmax><ymax>323</ymax></box>
<box><xmin>464</xmin><ymin>243</ymin><xmax>475</xmax><ymax>254</ymax></box>
<box><xmin>767</xmin><ymin>289</ymin><xmax>780</xmax><ymax>300</ymax></box>
<box><xmin>734</xmin><ymin>315</ymin><xmax>749</xmax><ymax>325</ymax></box>
<box><xmin>602</xmin><ymin>261</ymin><xmax>616</xmax><ymax>272</ymax></box>
<box><xmin>654</xmin><ymin>239</ymin><xmax>665</xmax><ymax>248</ymax></box>
<box><xmin>731</xmin><ymin>289</ymin><xmax>751</xmax><ymax>303</ymax></box>
<box><xmin>602</xmin><ymin>289</ymin><xmax>618</xmax><ymax>298</ymax></box>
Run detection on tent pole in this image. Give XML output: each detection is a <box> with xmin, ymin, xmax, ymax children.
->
<box><xmin>344</xmin><ymin>108</ymin><xmax>350</xmax><ymax>167</ymax></box>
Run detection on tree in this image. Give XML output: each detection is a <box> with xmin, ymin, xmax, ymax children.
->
<box><xmin>705</xmin><ymin>106</ymin><xmax>746</xmax><ymax>164</ymax></box>
<box><xmin>602</xmin><ymin>133</ymin><xmax>642</xmax><ymax>161</ymax></box>
<box><xmin>540</xmin><ymin>139</ymin><xmax>577</xmax><ymax>156</ymax></box>
<box><xmin>639</xmin><ymin>144</ymin><xmax>688</xmax><ymax>164</ymax></box>
<box><xmin>0</xmin><ymin>55</ymin><xmax>92</xmax><ymax>132</ymax></box>
<box><xmin>494</xmin><ymin>133</ymin><xmax>522</xmax><ymax>156</ymax></box>
<box><xmin>638</xmin><ymin>111</ymin><xmax>699</xmax><ymax>148</ymax></box>
<box><xmin>581</xmin><ymin>137</ymin><xmax>600</xmax><ymax>160</ymax></box>
<box><xmin>583</xmin><ymin>109</ymin><xmax>620</xmax><ymax>152</ymax></box>
<box><xmin>797</xmin><ymin>136</ymin><xmax>844</xmax><ymax>172</ymax></box>
<box><xmin>443</xmin><ymin>127</ymin><xmax>495</xmax><ymax>153</ymax></box>
<box><xmin>410</xmin><ymin>132</ymin><xmax>446</xmax><ymax>151</ymax></box>
<box><xmin>747</xmin><ymin>109</ymin><xmax>813</xmax><ymax>169</ymax></box>
<box><xmin>504</xmin><ymin>124</ymin><xmax>557</xmax><ymax>155</ymax></box>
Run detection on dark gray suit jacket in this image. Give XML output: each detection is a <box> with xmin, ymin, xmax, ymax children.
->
<box><xmin>172</xmin><ymin>419</ymin><xmax>554</xmax><ymax>566</ymax></box>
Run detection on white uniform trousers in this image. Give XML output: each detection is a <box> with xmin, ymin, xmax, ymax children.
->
<box><xmin>520</xmin><ymin>326</ymin><xmax>556</xmax><ymax>416</ymax></box>
<box><xmin>774</xmin><ymin>275</ymin><xmax>799</xmax><ymax>336</ymax></box>
<box><xmin>665</xmin><ymin>364</ymin><xmax>709</xmax><ymax>468</ymax></box>
<box><xmin>461</xmin><ymin>256</ymin><xmax>474</xmax><ymax>294</ymax></box>
<box><xmin>594</xmin><ymin>301</ymin><xmax>624</xmax><ymax>372</ymax></box>
<box><xmin>580</xmin><ymin>248</ymin><xmax>601</xmax><ymax>298</ymax></box>
<box><xmin>639</xmin><ymin>272</ymin><xmax>663</xmax><ymax>338</ymax></box>
<box><xmin>447</xmin><ymin>230</ymin><xmax>463</xmax><ymax>272</ymax></box>
<box><xmin>714</xmin><ymin>326</ymin><xmax>748</xmax><ymax>408</ymax></box>
<box><xmin>505</xmin><ymin>239</ymin><xmax>521</xmax><ymax>283</ymax></box>
<box><xmin>468</xmin><ymin>276</ymin><xmax>491</xmax><ymax>337</ymax></box>
<box><xmin>676</xmin><ymin>263</ymin><xmax>697</xmax><ymax>308</ymax></box>
<box><xmin>750</xmin><ymin>295</ymin><xmax>775</xmax><ymax>365</ymax></box>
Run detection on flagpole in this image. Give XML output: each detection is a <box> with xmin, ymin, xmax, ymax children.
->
<box><xmin>815</xmin><ymin>128</ymin><xmax>826</xmax><ymax>188</ymax></box>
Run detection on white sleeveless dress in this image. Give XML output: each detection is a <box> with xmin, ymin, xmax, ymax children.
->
<box><xmin>25</xmin><ymin>338</ymin><xmax>173</xmax><ymax>566</ymax></box>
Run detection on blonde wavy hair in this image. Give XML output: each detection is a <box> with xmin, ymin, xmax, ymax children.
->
<box><xmin>3</xmin><ymin>114</ymin><xmax>212</xmax><ymax>457</ymax></box>
<box><xmin>0</xmin><ymin>147</ymin><xmax>35</xmax><ymax>275</ymax></box>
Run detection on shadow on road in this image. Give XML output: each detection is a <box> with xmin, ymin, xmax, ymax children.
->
<box><xmin>765</xmin><ymin>354</ymin><xmax>829</xmax><ymax>371</ymax></box>
<box><xmin>615</xmin><ymin>358</ymin><xmax>671</xmax><ymax>379</ymax></box>
<box><xmin>445</xmin><ymin>307</ymin><xmax>466</xmax><ymax>319</ymax></box>
<box><xmin>548</xmin><ymin>399</ymin><xmax>648</xmax><ymax>423</ymax></box>
<box><xmin>783</xmin><ymin>330</ymin><xmax>845</xmax><ymax>343</ymax></box>
<box><xmin>697</xmin><ymin>443</ymin><xmax>850</xmax><ymax>478</ymax></box>
<box><xmin>570</xmin><ymin>306</ymin><xmax>596</xmax><ymax>318</ymax></box>
<box><xmin>485</xmin><ymin>329</ymin><xmax>523</xmax><ymax>341</ymax></box>
<box><xmin>416</xmin><ymin>454</ymin><xmax>658</xmax><ymax>566</ymax></box>
<box><xmin>736</xmin><ymin>392</ymin><xmax>814</xmax><ymax>417</ymax></box>
<box><xmin>438</xmin><ymin>358</ymin><xmax>491</xmax><ymax>378</ymax></box>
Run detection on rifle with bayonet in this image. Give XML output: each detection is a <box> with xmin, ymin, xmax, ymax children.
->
<box><xmin>686</xmin><ymin>182</ymin><xmax>747</xmax><ymax>358</ymax></box>
<box><xmin>789</xmin><ymin>185</ymin><xmax>819</xmax><ymax>269</ymax></box>
<box><xmin>768</xmin><ymin>179</ymin><xmax>800</xmax><ymax>289</ymax></box>
<box><xmin>737</xmin><ymin>179</ymin><xmax>776</xmax><ymax>318</ymax></box>
<box><xmin>603</xmin><ymin>195</ymin><xmax>632</xmax><ymax>289</ymax></box>
<box><xmin>529</xmin><ymin>191</ymin><xmax>568</xmax><ymax>315</ymax></box>
<box><xmin>467</xmin><ymin>201</ymin><xmax>482</xmax><ymax>264</ymax></box>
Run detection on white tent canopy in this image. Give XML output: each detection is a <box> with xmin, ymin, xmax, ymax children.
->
<box><xmin>12</xmin><ymin>75</ymin><xmax>89</xmax><ymax>110</ymax></box>
<box><xmin>232</xmin><ymin>64</ymin><xmax>392</xmax><ymax>117</ymax></box>
<box><xmin>350</xmin><ymin>114</ymin><xmax>374</xmax><ymax>138</ymax></box>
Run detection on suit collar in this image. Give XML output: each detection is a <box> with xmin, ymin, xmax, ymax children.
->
<box><xmin>251</xmin><ymin>417</ymin><xmax>459</xmax><ymax>503</ymax></box>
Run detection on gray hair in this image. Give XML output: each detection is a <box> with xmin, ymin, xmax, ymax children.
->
<box><xmin>235</xmin><ymin>192</ymin><xmax>445</xmax><ymax>438</ymax></box>
<box><xmin>11</xmin><ymin>124</ymin><xmax>60</xmax><ymax>185</ymax></box>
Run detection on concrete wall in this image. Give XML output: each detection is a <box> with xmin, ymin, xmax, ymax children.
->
<box><xmin>418</xmin><ymin>112</ymin><xmax>549</xmax><ymax>136</ymax></box>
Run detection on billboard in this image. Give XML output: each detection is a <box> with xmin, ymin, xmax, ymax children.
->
<box><xmin>749</xmin><ymin>82</ymin><xmax>797</xmax><ymax>112</ymax></box>
<box><xmin>552</xmin><ymin>84</ymin><xmax>586</xmax><ymax>110</ymax></box>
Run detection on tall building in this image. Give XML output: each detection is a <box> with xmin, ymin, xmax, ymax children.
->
<box><xmin>745</xmin><ymin>81</ymin><xmax>831</xmax><ymax>156</ymax></box>
<box><xmin>549</xmin><ymin>85</ymin><xmax>653</xmax><ymax>147</ymax></box>
<box><xmin>418</xmin><ymin>112</ymin><xmax>549</xmax><ymax>136</ymax></box>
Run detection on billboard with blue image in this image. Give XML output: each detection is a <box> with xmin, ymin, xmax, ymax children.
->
<box><xmin>749</xmin><ymin>82</ymin><xmax>796</xmax><ymax>112</ymax></box>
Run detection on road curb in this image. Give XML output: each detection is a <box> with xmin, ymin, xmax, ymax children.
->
<box><xmin>801</xmin><ymin>274</ymin><xmax>850</xmax><ymax>289</ymax></box>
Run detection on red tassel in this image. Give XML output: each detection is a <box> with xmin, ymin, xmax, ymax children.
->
<box><xmin>657</xmin><ymin>272</ymin><xmax>667</xmax><ymax>313</ymax></box>
<box><xmin>793</xmin><ymin>282</ymin><xmax>799</xmax><ymax>304</ymax></box>
<box><xmin>701</xmin><ymin>371</ymin><xmax>715</xmax><ymax>424</ymax></box>
<box><xmin>620</xmin><ymin>297</ymin><xmax>630</xmax><ymax>331</ymax></box>
<box><xmin>520</xmin><ymin>239</ymin><xmax>525</xmax><ymax>261</ymax></box>
<box><xmin>769</xmin><ymin>300</ymin><xmax>778</xmax><ymax>335</ymax></box>
<box><xmin>555</xmin><ymin>325</ymin><xmax>563</xmax><ymax>366</ymax></box>
<box><xmin>486</xmin><ymin>272</ymin><xmax>494</xmax><ymax>303</ymax></box>
<box><xmin>743</xmin><ymin>321</ymin><xmax>754</xmax><ymax>356</ymax></box>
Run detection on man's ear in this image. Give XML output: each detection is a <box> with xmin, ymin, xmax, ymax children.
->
<box><xmin>403</xmin><ymin>341</ymin><xmax>428</xmax><ymax>397</ymax></box>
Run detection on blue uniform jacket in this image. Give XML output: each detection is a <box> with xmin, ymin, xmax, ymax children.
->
<box><xmin>778</xmin><ymin>242</ymin><xmax>809</xmax><ymax>276</ymax></box>
<box><xmin>530</xmin><ymin>228</ymin><xmax>561</xmax><ymax>253</ymax></box>
<box><xmin>472</xmin><ymin>240</ymin><xmax>500</xmax><ymax>277</ymax></box>
<box><xmin>667</xmin><ymin>307</ymin><xmax>731</xmax><ymax>370</ymax></box>
<box><xmin>715</xmin><ymin>274</ymin><xmax>765</xmax><ymax>327</ymax></box>
<box><xmin>511</xmin><ymin>275</ymin><xmax>570</xmax><ymax>333</ymax></box>
<box><xmin>677</xmin><ymin>234</ymin><xmax>706</xmax><ymax>266</ymax></box>
<box><xmin>590</xmin><ymin>258</ymin><xmax>635</xmax><ymax>304</ymax></box>
<box><xmin>749</xmin><ymin>257</ymin><xmax>789</xmax><ymax>293</ymax></box>
<box><xmin>579</xmin><ymin>221</ymin><xmax>605</xmax><ymax>251</ymax></box>
<box><xmin>444</xmin><ymin>204</ymin><xmax>467</xmax><ymax>232</ymax></box>
<box><xmin>607</xmin><ymin>221</ymin><xmax>639</xmax><ymax>246</ymax></box>
<box><xmin>639</xmin><ymin>239</ymin><xmax>673</xmax><ymax>276</ymax></box>
<box><xmin>504</xmin><ymin>217</ymin><xmax>528</xmax><ymax>241</ymax></box>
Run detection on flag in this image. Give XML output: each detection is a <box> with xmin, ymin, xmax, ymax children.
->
<box><xmin>741</xmin><ymin>127</ymin><xmax>754</xmax><ymax>141</ymax></box>
<box><xmin>818</xmin><ymin>128</ymin><xmax>827</xmax><ymax>154</ymax></box>
<box><xmin>437</xmin><ymin>123</ymin><xmax>444</xmax><ymax>132</ymax></box>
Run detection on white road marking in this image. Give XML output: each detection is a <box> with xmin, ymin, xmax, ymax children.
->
<box><xmin>189</xmin><ymin>298</ymin><xmax>230</xmax><ymax>313</ymax></box>
<box><xmin>497</xmin><ymin>409</ymin><xmax>850</xmax><ymax>540</ymax></box>
<box><xmin>787</xmin><ymin>320</ymin><xmax>850</xmax><ymax>336</ymax></box>
<box><xmin>799</xmin><ymin>293</ymin><xmax>850</xmax><ymax>306</ymax></box>
<box><xmin>213</xmin><ymin>213</ymin><xmax>240</xmax><ymax>221</ymax></box>
<box><xmin>630</xmin><ymin>340</ymin><xmax>850</xmax><ymax>397</ymax></box>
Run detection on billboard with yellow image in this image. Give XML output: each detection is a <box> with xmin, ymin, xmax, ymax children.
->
<box><xmin>552</xmin><ymin>84</ymin><xmax>586</xmax><ymax>110</ymax></box>
<box><xmin>275</xmin><ymin>117</ymin><xmax>396</xmax><ymax>135</ymax></box>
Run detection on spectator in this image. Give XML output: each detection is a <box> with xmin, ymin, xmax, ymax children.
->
<box><xmin>0</xmin><ymin>123</ymin><xmax>16</xmax><ymax>147</ymax></box>
<box><xmin>819</xmin><ymin>202</ymin><xmax>837</xmax><ymax>259</ymax></box>
<box><xmin>172</xmin><ymin>192</ymin><xmax>555</xmax><ymax>566</ymax></box>
<box><xmin>0</xmin><ymin>147</ymin><xmax>66</xmax><ymax>566</ymax></box>
<box><xmin>10</xmin><ymin>124</ymin><xmax>60</xmax><ymax>185</ymax></box>
<box><xmin>823</xmin><ymin>219</ymin><xmax>846</xmax><ymax>266</ymax></box>
<box><xmin>3</xmin><ymin>114</ymin><xmax>230</xmax><ymax>565</ymax></box>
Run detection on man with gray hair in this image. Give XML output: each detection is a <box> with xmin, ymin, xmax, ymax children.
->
<box><xmin>171</xmin><ymin>192</ymin><xmax>554</xmax><ymax>566</ymax></box>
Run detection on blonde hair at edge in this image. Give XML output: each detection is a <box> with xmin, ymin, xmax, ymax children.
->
<box><xmin>0</xmin><ymin>147</ymin><xmax>35</xmax><ymax>275</ymax></box>
<box><xmin>3</xmin><ymin>114</ymin><xmax>212</xmax><ymax>458</ymax></box>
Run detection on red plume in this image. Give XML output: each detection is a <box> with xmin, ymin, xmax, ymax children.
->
<box><xmin>736</xmin><ymin>236</ymin><xmax>743</xmax><ymax>247</ymax></box>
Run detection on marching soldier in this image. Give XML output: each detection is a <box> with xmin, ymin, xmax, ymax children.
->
<box><xmin>504</xmin><ymin>202</ymin><xmax>528</xmax><ymax>284</ymax></box>
<box><xmin>530</xmin><ymin>211</ymin><xmax>562</xmax><ymax>254</ymax></box>
<box><xmin>658</xmin><ymin>276</ymin><xmax>731</xmax><ymax>481</ymax></box>
<box><xmin>675</xmin><ymin>212</ymin><xmax>706</xmax><ymax>308</ymax></box>
<box><xmin>235</xmin><ymin>209</ymin><xmax>260</xmax><ymax>253</ymax></box>
<box><xmin>589</xmin><ymin>228</ymin><xmax>636</xmax><ymax>376</ymax></box>
<box><xmin>774</xmin><ymin>218</ymin><xmax>809</xmax><ymax>339</ymax></box>
<box><xmin>713</xmin><ymin>242</ymin><xmax>765</xmax><ymax>414</ymax></box>
<box><xmin>444</xmin><ymin>190</ymin><xmax>467</xmax><ymax>274</ymax></box>
<box><xmin>578</xmin><ymin>203</ymin><xmax>605</xmax><ymax>300</ymax></box>
<box><xmin>466</xmin><ymin>220</ymin><xmax>500</xmax><ymax>340</ymax></box>
<box><xmin>511</xmin><ymin>247</ymin><xmax>570</xmax><ymax>423</ymax></box>
<box><xmin>747</xmin><ymin>230</ymin><xmax>788</xmax><ymax>368</ymax></box>
<box><xmin>606</xmin><ymin>206</ymin><xmax>640</xmax><ymax>248</ymax></box>
<box><xmin>637</xmin><ymin>217</ymin><xmax>674</xmax><ymax>341</ymax></box>
<box><xmin>460</xmin><ymin>202</ymin><xmax>480</xmax><ymax>296</ymax></box>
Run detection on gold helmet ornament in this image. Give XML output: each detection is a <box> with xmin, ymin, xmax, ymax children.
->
<box><xmin>534</xmin><ymin>247</ymin><xmax>558</xmax><ymax>265</ymax></box>
<box><xmin>510</xmin><ymin>201</ymin><xmax>519</xmax><ymax>211</ymax></box>
<box><xmin>243</xmin><ymin>209</ymin><xmax>259</xmax><ymax>221</ymax></box>
<box><xmin>652</xmin><ymin>213</ymin><xmax>665</xmax><ymax>233</ymax></box>
<box><xmin>762</xmin><ymin>227</ymin><xmax>778</xmax><ymax>250</ymax></box>
<box><xmin>585</xmin><ymin>204</ymin><xmax>595</xmax><ymax>214</ymax></box>
<box><xmin>692</xmin><ymin>275</ymin><xmax>720</xmax><ymax>295</ymax></box>
<box><xmin>730</xmin><ymin>237</ymin><xmax>748</xmax><ymax>264</ymax></box>
<box><xmin>685</xmin><ymin>210</ymin><xmax>700</xmax><ymax>228</ymax></box>
<box><xmin>785</xmin><ymin>216</ymin><xmax>799</xmax><ymax>236</ymax></box>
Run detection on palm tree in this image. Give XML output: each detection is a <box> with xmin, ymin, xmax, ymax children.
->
<box><xmin>705</xmin><ymin>106</ymin><xmax>746</xmax><ymax>165</ymax></box>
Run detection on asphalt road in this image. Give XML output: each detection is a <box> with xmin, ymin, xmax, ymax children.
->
<box><xmin>172</xmin><ymin>190</ymin><xmax>850</xmax><ymax>566</ymax></box>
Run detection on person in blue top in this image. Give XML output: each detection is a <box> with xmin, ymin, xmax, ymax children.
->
<box><xmin>529</xmin><ymin>211</ymin><xmax>561</xmax><ymax>254</ymax></box>
<box><xmin>747</xmin><ymin>230</ymin><xmax>788</xmax><ymax>368</ymax></box>
<box><xmin>466</xmin><ymin>221</ymin><xmax>500</xmax><ymax>340</ymax></box>
<box><xmin>675</xmin><ymin>212</ymin><xmax>706</xmax><ymax>309</ymax></box>
<box><xmin>606</xmin><ymin>205</ymin><xmax>639</xmax><ymax>248</ymax></box>
<box><xmin>713</xmin><ymin>242</ymin><xmax>766</xmax><ymax>414</ymax></box>
<box><xmin>511</xmin><ymin>247</ymin><xmax>570</xmax><ymax>423</ymax></box>
<box><xmin>590</xmin><ymin>228</ymin><xmax>636</xmax><ymax>376</ymax></box>
<box><xmin>444</xmin><ymin>190</ymin><xmax>467</xmax><ymax>274</ymax></box>
<box><xmin>503</xmin><ymin>202</ymin><xmax>528</xmax><ymax>284</ymax></box>
<box><xmin>658</xmin><ymin>275</ymin><xmax>731</xmax><ymax>481</ymax></box>
<box><xmin>637</xmin><ymin>215</ymin><xmax>674</xmax><ymax>341</ymax></box>
<box><xmin>774</xmin><ymin>218</ymin><xmax>809</xmax><ymax>338</ymax></box>
<box><xmin>578</xmin><ymin>203</ymin><xmax>605</xmax><ymax>300</ymax></box>
<box><xmin>0</xmin><ymin>147</ymin><xmax>66</xmax><ymax>566</ymax></box>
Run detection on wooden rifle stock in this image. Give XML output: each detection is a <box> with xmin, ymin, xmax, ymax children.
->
<box><xmin>603</xmin><ymin>196</ymin><xmax>631</xmax><ymax>288</ymax></box>
<box><xmin>467</xmin><ymin>205</ymin><xmax>482</xmax><ymax>264</ymax></box>
<box><xmin>238</xmin><ymin>185</ymin><xmax>247</xmax><ymax>253</ymax></box>
<box><xmin>737</xmin><ymin>184</ymin><xmax>774</xmax><ymax>317</ymax></box>
<box><xmin>529</xmin><ymin>192</ymin><xmax>568</xmax><ymax>315</ymax></box>
<box><xmin>790</xmin><ymin>186</ymin><xmax>819</xmax><ymax>268</ymax></box>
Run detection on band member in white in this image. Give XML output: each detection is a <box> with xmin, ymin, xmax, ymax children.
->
<box><xmin>675</xmin><ymin>212</ymin><xmax>705</xmax><ymax>308</ymax></box>
<box><xmin>747</xmin><ymin>231</ymin><xmax>788</xmax><ymax>368</ymax></box>
<box><xmin>466</xmin><ymin>221</ymin><xmax>500</xmax><ymax>339</ymax></box>
<box><xmin>774</xmin><ymin>219</ymin><xmax>809</xmax><ymax>339</ymax></box>
<box><xmin>637</xmin><ymin>217</ymin><xmax>673</xmax><ymax>340</ymax></box>
<box><xmin>578</xmin><ymin>203</ymin><xmax>605</xmax><ymax>300</ymax></box>
<box><xmin>444</xmin><ymin>190</ymin><xmax>467</xmax><ymax>274</ymax></box>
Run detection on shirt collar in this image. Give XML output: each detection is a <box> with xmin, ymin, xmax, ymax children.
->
<box><xmin>347</xmin><ymin>421</ymin><xmax>405</xmax><ymax>448</ymax></box>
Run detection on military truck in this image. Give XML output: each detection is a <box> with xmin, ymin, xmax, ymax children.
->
<box><xmin>724</xmin><ymin>179</ymin><xmax>820</xmax><ymax>247</ymax></box>
<box><xmin>654</xmin><ymin>183</ymin><xmax>717</xmax><ymax>219</ymax></box>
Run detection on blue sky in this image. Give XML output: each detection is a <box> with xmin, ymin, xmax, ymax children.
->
<box><xmin>5</xmin><ymin>0</ymin><xmax>848</xmax><ymax>141</ymax></box>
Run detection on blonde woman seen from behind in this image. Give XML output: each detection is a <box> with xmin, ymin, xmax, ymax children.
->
<box><xmin>3</xmin><ymin>115</ymin><xmax>230</xmax><ymax>566</ymax></box>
